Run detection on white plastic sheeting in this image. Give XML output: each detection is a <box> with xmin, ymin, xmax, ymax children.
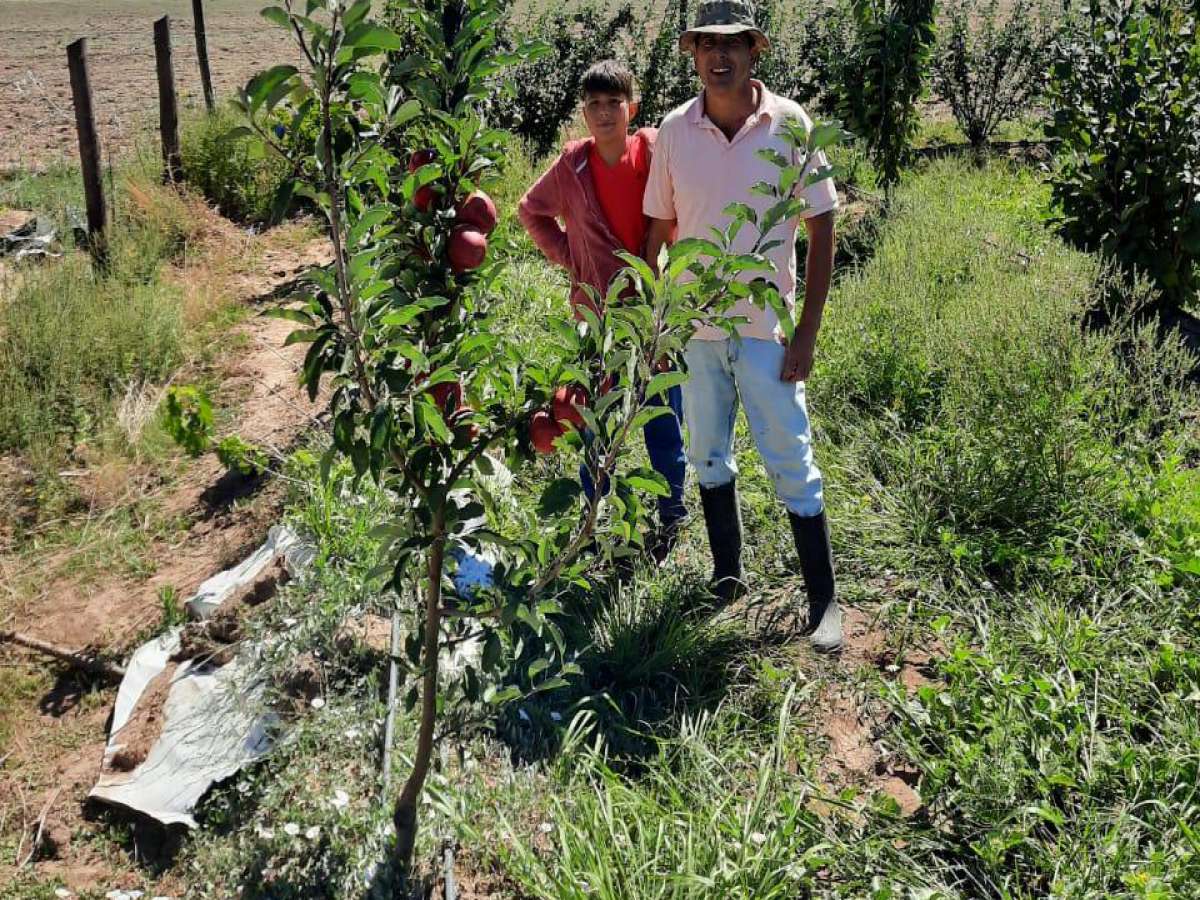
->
<box><xmin>186</xmin><ymin>524</ymin><xmax>315</xmax><ymax>620</ymax></box>
<box><xmin>88</xmin><ymin>631</ymin><xmax>272</xmax><ymax>828</ymax></box>
<box><xmin>90</xmin><ymin>526</ymin><xmax>313</xmax><ymax>827</ymax></box>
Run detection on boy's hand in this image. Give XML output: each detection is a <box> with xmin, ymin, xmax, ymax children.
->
<box><xmin>780</xmin><ymin>328</ymin><xmax>817</xmax><ymax>383</ymax></box>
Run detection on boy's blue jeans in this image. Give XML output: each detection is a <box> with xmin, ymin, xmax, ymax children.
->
<box><xmin>580</xmin><ymin>385</ymin><xmax>688</xmax><ymax>526</ymax></box>
<box><xmin>682</xmin><ymin>337</ymin><xmax>825</xmax><ymax>517</ymax></box>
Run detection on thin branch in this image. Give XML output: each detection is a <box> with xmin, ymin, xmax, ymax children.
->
<box><xmin>19</xmin><ymin>788</ymin><xmax>61</xmax><ymax>868</ymax></box>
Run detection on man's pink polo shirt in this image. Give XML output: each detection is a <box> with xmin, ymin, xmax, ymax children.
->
<box><xmin>644</xmin><ymin>81</ymin><xmax>839</xmax><ymax>342</ymax></box>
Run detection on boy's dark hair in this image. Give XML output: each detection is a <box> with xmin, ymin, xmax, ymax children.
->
<box><xmin>581</xmin><ymin>59</ymin><xmax>635</xmax><ymax>100</ymax></box>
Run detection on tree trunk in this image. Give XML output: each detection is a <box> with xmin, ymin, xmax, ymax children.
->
<box><xmin>392</xmin><ymin>530</ymin><xmax>446</xmax><ymax>877</ymax></box>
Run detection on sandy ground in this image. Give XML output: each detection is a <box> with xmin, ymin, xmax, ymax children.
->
<box><xmin>0</xmin><ymin>0</ymin><xmax>301</xmax><ymax>171</ymax></box>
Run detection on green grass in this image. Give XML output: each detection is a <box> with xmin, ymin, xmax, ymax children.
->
<box><xmin>70</xmin><ymin>154</ymin><xmax>1198</xmax><ymax>898</ymax></box>
<box><xmin>0</xmin><ymin>252</ymin><xmax>185</xmax><ymax>456</ymax></box>
<box><xmin>0</xmin><ymin>164</ymin><xmax>86</xmax><ymax>223</ymax></box>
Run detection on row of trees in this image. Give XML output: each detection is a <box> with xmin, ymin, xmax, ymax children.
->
<box><xmin>473</xmin><ymin>0</ymin><xmax>1051</xmax><ymax>164</ymax></box>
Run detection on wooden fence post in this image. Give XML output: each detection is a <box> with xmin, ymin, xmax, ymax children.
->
<box><xmin>66</xmin><ymin>38</ymin><xmax>108</xmax><ymax>270</ymax></box>
<box><xmin>192</xmin><ymin>0</ymin><xmax>215</xmax><ymax>113</ymax></box>
<box><xmin>154</xmin><ymin>16</ymin><xmax>182</xmax><ymax>183</ymax></box>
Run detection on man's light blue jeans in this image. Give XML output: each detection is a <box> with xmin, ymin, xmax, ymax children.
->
<box><xmin>682</xmin><ymin>337</ymin><xmax>824</xmax><ymax>517</ymax></box>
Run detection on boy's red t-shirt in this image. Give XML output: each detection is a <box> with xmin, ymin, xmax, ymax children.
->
<box><xmin>588</xmin><ymin>132</ymin><xmax>651</xmax><ymax>256</ymax></box>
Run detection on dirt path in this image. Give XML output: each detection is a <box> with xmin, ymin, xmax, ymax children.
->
<box><xmin>0</xmin><ymin>217</ymin><xmax>329</xmax><ymax>895</ymax></box>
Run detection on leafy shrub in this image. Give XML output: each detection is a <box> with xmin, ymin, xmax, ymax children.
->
<box><xmin>180</xmin><ymin>105</ymin><xmax>293</xmax><ymax>224</ymax></box>
<box><xmin>816</xmin><ymin>158</ymin><xmax>1195</xmax><ymax>584</ymax></box>
<box><xmin>932</xmin><ymin>0</ymin><xmax>1054</xmax><ymax>149</ymax></box>
<box><xmin>822</xmin><ymin>0</ymin><xmax>937</xmax><ymax>190</ymax></box>
<box><xmin>487</xmin><ymin>1</ymin><xmax>637</xmax><ymax>157</ymax></box>
<box><xmin>1048</xmin><ymin>0</ymin><xmax>1200</xmax><ymax>310</ymax></box>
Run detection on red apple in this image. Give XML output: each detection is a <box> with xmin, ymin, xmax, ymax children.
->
<box><xmin>529</xmin><ymin>410</ymin><xmax>564</xmax><ymax>455</ymax></box>
<box><xmin>456</xmin><ymin>190</ymin><xmax>497</xmax><ymax>235</ymax></box>
<box><xmin>414</xmin><ymin>184</ymin><xmax>436</xmax><ymax>212</ymax></box>
<box><xmin>552</xmin><ymin>385</ymin><xmax>589</xmax><ymax>430</ymax></box>
<box><xmin>408</xmin><ymin>149</ymin><xmax>436</xmax><ymax>172</ymax></box>
<box><xmin>448</xmin><ymin>226</ymin><xmax>487</xmax><ymax>273</ymax></box>
<box><xmin>426</xmin><ymin>380</ymin><xmax>463</xmax><ymax>411</ymax></box>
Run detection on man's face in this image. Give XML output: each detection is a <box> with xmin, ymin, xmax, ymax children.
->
<box><xmin>582</xmin><ymin>91</ymin><xmax>635</xmax><ymax>141</ymax></box>
<box><xmin>692</xmin><ymin>33</ymin><xmax>756</xmax><ymax>92</ymax></box>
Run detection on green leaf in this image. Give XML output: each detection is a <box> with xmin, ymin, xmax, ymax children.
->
<box><xmin>756</xmin><ymin>147</ymin><xmax>789</xmax><ymax>168</ymax></box>
<box><xmin>260</xmin><ymin>6</ymin><xmax>291</xmax><ymax>29</ymax></box>
<box><xmin>391</xmin><ymin>98</ymin><xmax>421</xmax><ymax>128</ymax></box>
<box><xmin>645</xmin><ymin>370</ymin><xmax>688</xmax><ymax>400</ymax></box>
<box><xmin>538</xmin><ymin>478</ymin><xmax>581</xmax><ymax>517</ymax></box>
<box><xmin>630</xmin><ymin>405</ymin><xmax>673</xmax><ymax>430</ymax></box>
<box><xmin>244</xmin><ymin>65</ymin><xmax>298</xmax><ymax>114</ymax></box>
<box><xmin>347</xmin><ymin>72</ymin><xmax>385</xmax><ymax>107</ymax></box>
<box><xmin>263</xmin><ymin>306</ymin><xmax>314</xmax><ymax>325</ymax></box>
<box><xmin>347</xmin><ymin>204</ymin><xmax>392</xmax><ymax>246</ymax></box>
<box><xmin>722</xmin><ymin>202</ymin><xmax>758</xmax><ymax>226</ymax></box>
<box><xmin>625</xmin><ymin>469</ymin><xmax>669</xmax><ymax>497</ymax></box>
<box><xmin>343</xmin><ymin>23</ymin><xmax>404</xmax><ymax>52</ymax></box>
<box><xmin>808</xmin><ymin>122</ymin><xmax>843</xmax><ymax>151</ymax></box>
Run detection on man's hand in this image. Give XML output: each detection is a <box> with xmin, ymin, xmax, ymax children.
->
<box><xmin>780</xmin><ymin>327</ymin><xmax>817</xmax><ymax>383</ymax></box>
<box><xmin>645</xmin><ymin>217</ymin><xmax>677</xmax><ymax>277</ymax></box>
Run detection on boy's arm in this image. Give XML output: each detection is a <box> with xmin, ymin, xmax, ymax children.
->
<box><xmin>517</xmin><ymin>163</ymin><xmax>571</xmax><ymax>268</ymax></box>
<box><xmin>645</xmin><ymin>217</ymin><xmax>677</xmax><ymax>276</ymax></box>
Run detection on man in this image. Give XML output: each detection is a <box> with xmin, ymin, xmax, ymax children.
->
<box><xmin>643</xmin><ymin>0</ymin><xmax>843</xmax><ymax>652</ymax></box>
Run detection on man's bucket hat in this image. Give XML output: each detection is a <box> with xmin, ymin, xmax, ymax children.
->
<box><xmin>679</xmin><ymin>0</ymin><xmax>771</xmax><ymax>54</ymax></box>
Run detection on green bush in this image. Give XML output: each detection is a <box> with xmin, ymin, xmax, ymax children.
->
<box><xmin>180</xmin><ymin>105</ymin><xmax>293</xmax><ymax>224</ymax></box>
<box><xmin>1048</xmin><ymin>0</ymin><xmax>1200</xmax><ymax>310</ymax></box>
<box><xmin>932</xmin><ymin>0</ymin><xmax>1054</xmax><ymax>149</ymax></box>
<box><xmin>488</xmin><ymin>1</ymin><xmax>637</xmax><ymax>157</ymax></box>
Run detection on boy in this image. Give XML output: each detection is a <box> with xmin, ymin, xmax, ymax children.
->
<box><xmin>518</xmin><ymin>60</ymin><xmax>687</xmax><ymax>562</ymax></box>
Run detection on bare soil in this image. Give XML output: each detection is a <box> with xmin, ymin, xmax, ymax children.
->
<box><xmin>108</xmin><ymin>662</ymin><xmax>178</xmax><ymax>773</ymax></box>
<box><xmin>0</xmin><ymin>0</ymin><xmax>302</xmax><ymax>171</ymax></box>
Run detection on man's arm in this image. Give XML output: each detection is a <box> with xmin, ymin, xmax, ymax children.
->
<box><xmin>645</xmin><ymin>216</ymin><xmax>677</xmax><ymax>276</ymax></box>
<box><xmin>781</xmin><ymin>211</ymin><xmax>835</xmax><ymax>383</ymax></box>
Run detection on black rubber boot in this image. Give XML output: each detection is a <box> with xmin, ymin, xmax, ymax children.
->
<box><xmin>646</xmin><ymin>514</ymin><xmax>684</xmax><ymax>567</ymax></box>
<box><xmin>789</xmin><ymin>510</ymin><xmax>843</xmax><ymax>653</ymax></box>
<box><xmin>699</xmin><ymin>481</ymin><xmax>747</xmax><ymax>603</ymax></box>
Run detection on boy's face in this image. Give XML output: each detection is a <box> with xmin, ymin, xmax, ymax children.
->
<box><xmin>582</xmin><ymin>91</ymin><xmax>638</xmax><ymax>141</ymax></box>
